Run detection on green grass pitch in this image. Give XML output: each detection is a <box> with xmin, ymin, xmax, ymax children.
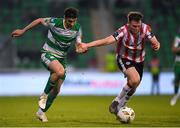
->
<box><xmin>0</xmin><ymin>95</ymin><xmax>180</xmax><ymax>127</ymax></box>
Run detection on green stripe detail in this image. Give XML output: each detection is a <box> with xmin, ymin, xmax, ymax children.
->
<box><xmin>71</xmin><ymin>22</ymin><xmax>81</xmax><ymax>31</ymax></box>
<box><xmin>54</xmin><ymin>18</ymin><xmax>64</xmax><ymax>28</ymax></box>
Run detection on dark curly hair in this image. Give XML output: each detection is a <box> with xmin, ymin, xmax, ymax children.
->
<box><xmin>64</xmin><ymin>7</ymin><xmax>79</xmax><ymax>18</ymax></box>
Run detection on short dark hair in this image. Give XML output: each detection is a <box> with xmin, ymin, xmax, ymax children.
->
<box><xmin>64</xmin><ymin>7</ymin><xmax>79</xmax><ymax>18</ymax></box>
<box><xmin>127</xmin><ymin>11</ymin><xmax>143</xmax><ymax>22</ymax></box>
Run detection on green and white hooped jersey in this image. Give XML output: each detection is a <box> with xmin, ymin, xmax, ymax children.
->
<box><xmin>174</xmin><ymin>36</ymin><xmax>180</xmax><ymax>62</ymax></box>
<box><xmin>41</xmin><ymin>17</ymin><xmax>82</xmax><ymax>59</ymax></box>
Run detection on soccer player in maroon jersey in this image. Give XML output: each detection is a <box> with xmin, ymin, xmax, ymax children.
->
<box><xmin>79</xmin><ymin>11</ymin><xmax>160</xmax><ymax>115</ymax></box>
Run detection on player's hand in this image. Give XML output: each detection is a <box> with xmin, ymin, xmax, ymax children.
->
<box><xmin>76</xmin><ymin>43</ymin><xmax>88</xmax><ymax>53</ymax></box>
<box><xmin>11</xmin><ymin>29</ymin><xmax>25</xmax><ymax>37</ymax></box>
<box><xmin>151</xmin><ymin>43</ymin><xmax>160</xmax><ymax>51</ymax></box>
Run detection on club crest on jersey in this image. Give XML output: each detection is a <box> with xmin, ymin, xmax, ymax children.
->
<box><xmin>126</xmin><ymin>62</ymin><xmax>131</xmax><ymax>65</ymax></box>
<box><xmin>50</xmin><ymin>56</ymin><xmax>55</xmax><ymax>59</ymax></box>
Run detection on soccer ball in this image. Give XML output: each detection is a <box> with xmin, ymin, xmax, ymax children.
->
<box><xmin>116</xmin><ymin>106</ymin><xmax>135</xmax><ymax>123</ymax></box>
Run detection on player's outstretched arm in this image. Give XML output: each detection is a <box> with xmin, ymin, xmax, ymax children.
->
<box><xmin>11</xmin><ymin>18</ymin><xmax>44</xmax><ymax>37</ymax></box>
<box><xmin>76</xmin><ymin>35</ymin><xmax>116</xmax><ymax>53</ymax></box>
<box><xmin>150</xmin><ymin>36</ymin><xmax>160</xmax><ymax>51</ymax></box>
<box><xmin>86</xmin><ymin>35</ymin><xmax>116</xmax><ymax>48</ymax></box>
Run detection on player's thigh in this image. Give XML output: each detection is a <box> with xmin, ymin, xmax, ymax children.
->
<box><xmin>125</xmin><ymin>67</ymin><xmax>140</xmax><ymax>86</ymax></box>
<box><xmin>125</xmin><ymin>67</ymin><xmax>140</xmax><ymax>80</ymax></box>
<box><xmin>41</xmin><ymin>53</ymin><xmax>65</xmax><ymax>74</ymax></box>
<box><xmin>48</xmin><ymin>60</ymin><xmax>65</xmax><ymax>75</ymax></box>
<box><xmin>116</xmin><ymin>57</ymin><xmax>140</xmax><ymax>82</ymax></box>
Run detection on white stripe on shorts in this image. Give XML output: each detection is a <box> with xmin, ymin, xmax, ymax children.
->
<box><xmin>41</xmin><ymin>53</ymin><xmax>51</xmax><ymax>66</ymax></box>
<box><xmin>116</xmin><ymin>54</ymin><xmax>126</xmax><ymax>73</ymax></box>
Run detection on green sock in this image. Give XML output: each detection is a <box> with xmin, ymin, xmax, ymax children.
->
<box><xmin>44</xmin><ymin>77</ymin><xmax>55</xmax><ymax>94</ymax></box>
<box><xmin>175</xmin><ymin>83</ymin><xmax>179</xmax><ymax>94</ymax></box>
<box><xmin>42</xmin><ymin>93</ymin><xmax>57</xmax><ymax>112</ymax></box>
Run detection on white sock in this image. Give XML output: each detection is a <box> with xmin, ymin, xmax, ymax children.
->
<box><xmin>38</xmin><ymin>108</ymin><xmax>44</xmax><ymax>114</ymax></box>
<box><xmin>174</xmin><ymin>93</ymin><xmax>180</xmax><ymax>100</ymax></box>
<box><xmin>177</xmin><ymin>93</ymin><xmax>180</xmax><ymax>98</ymax></box>
<box><xmin>114</xmin><ymin>84</ymin><xmax>132</xmax><ymax>103</ymax></box>
<box><xmin>41</xmin><ymin>92</ymin><xmax>48</xmax><ymax>96</ymax></box>
<box><xmin>118</xmin><ymin>94</ymin><xmax>131</xmax><ymax>108</ymax></box>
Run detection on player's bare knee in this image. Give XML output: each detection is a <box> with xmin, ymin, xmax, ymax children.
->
<box><xmin>128</xmin><ymin>78</ymin><xmax>140</xmax><ymax>87</ymax></box>
<box><xmin>52</xmin><ymin>74</ymin><xmax>59</xmax><ymax>81</ymax></box>
<box><xmin>127</xmin><ymin>80</ymin><xmax>133</xmax><ymax>87</ymax></box>
<box><xmin>55</xmin><ymin>70</ymin><xmax>65</xmax><ymax>78</ymax></box>
<box><xmin>134</xmin><ymin>75</ymin><xmax>140</xmax><ymax>86</ymax></box>
<box><xmin>134</xmin><ymin>79</ymin><xmax>140</xmax><ymax>87</ymax></box>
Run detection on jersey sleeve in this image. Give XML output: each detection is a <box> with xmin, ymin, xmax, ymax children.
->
<box><xmin>145</xmin><ymin>25</ymin><xmax>154</xmax><ymax>39</ymax></box>
<box><xmin>174</xmin><ymin>36</ymin><xmax>180</xmax><ymax>47</ymax></box>
<box><xmin>42</xmin><ymin>17</ymin><xmax>58</xmax><ymax>27</ymax></box>
<box><xmin>76</xmin><ymin>27</ymin><xmax>82</xmax><ymax>43</ymax></box>
<box><xmin>112</xmin><ymin>28</ymin><xmax>124</xmax><ymax>41</ymax></box>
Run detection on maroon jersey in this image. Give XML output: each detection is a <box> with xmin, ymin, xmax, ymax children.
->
<box><xmin>113</xmin><ymin>23</ymin><xmax>154</xmax><ymax>62</ymax></box>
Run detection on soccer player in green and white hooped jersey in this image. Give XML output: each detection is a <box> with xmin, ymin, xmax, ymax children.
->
<box><xmin>170</xmin><ymin>34</ymin><xmax>180</xmax><ymax>106</ymax></box>
<box><xmin>11</xmin><ymin>7</ymin><xmax>87</xmax><ymax>122</ymax></box>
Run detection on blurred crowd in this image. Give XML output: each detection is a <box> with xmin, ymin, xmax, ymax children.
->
<box><xmin>0</xmin><ymin>0</ymin><xmax>179</xmax><ymax>70</ymax></box>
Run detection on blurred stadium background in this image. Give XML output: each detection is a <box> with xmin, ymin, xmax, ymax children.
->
<box><xmin>0</xmin><ymin>0</ymin><xmax>179</xmax><ymax>95</ymax></box>
<box><xmin>0</xmin><ymin>0</ymin><xmax>180</xmax><ymax>127</ymax></box>
<box><xmin>1</xmin><ymin>0</ymin><xmax>179</xmax><ymax>70</ymax></box>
